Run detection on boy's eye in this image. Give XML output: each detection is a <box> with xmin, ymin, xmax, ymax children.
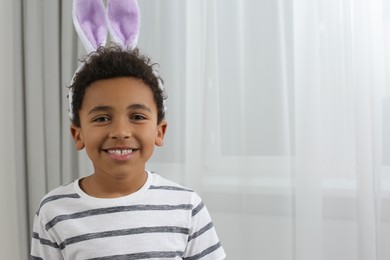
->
<box><xmin>93</xmin><ymin>116</ymin><xmax>110</xmax><ymax>122</ymax></box>
<box><xmin>132</xmin><ymin>114</ymin><xmax>147</xmax><ymax>121</ymax></box>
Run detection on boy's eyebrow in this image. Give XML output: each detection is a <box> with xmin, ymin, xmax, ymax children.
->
<box><xmin>127</xmin><ymin>103</ymin><xmax>152</xmax><ymax>113</ymax></box>
<box><xmin>88</xmin><ymin>105</ymin><xmax>112</xmax><ymax>115</ymax></box>
<box><xmin>88</xmin><ymin>104</ymin><xmax>152</xmax><ymax>115</ymax></box>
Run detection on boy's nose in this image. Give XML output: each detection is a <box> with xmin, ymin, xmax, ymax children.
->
<box><xmin>109</xmin><ymin>119</ymin><xmax>131</xmax><ymax>139</ymax></box>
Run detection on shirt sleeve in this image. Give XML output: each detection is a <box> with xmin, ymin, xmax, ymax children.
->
<box><xmin>30</xmin><ymin>213</ymin><xmax>64</xmax><ymax>260</ymax></box>
<box><xmin>183</xmin><ymin>193</ymin><xmax>226</xmax><ymax>260</ymax></box>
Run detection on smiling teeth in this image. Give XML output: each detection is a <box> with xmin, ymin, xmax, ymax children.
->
<box><xmin>108</xmin><ymin>149</ymin><xmax>133</xmax><ymax>155</ymax></box>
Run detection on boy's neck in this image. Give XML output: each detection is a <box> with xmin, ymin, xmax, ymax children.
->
<box><xmin>79</xmin><ymin>170</ymin><xmax>148</xmax><ymax>198</ymax></box>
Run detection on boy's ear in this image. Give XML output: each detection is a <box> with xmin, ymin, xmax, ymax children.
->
<box><xmin>155</xmin><ymin>120</ymin><xmax>167</xmax><ymax>147</ymax></box>
<box><xmin>70</xmin><ymin>125</ymin><xmax>85</xmax><ymax>150</ymax></box>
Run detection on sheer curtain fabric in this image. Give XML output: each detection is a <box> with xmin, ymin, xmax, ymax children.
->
<box><xmin>6</xmin><ymin>0</ymin><xmax>390</xmax><ymax>259</ymax></box>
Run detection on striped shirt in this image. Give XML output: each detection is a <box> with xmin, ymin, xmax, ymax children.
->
<box><xmin>30</xmin><ymin>171</ymin><xmax>226</xmax><ymax>260</ymax></box>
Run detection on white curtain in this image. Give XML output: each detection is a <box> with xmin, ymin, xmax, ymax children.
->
<box><xmin>0</xmin><ymin>0</ymin><xmax>23</xmax><ymax>258</ymax></box>
<box><xmin>2</xmin><ymin>0</ymin><xmax>78</xmax><ymax>258</ymax></box>
<box><xmin>21</xmin><ymin>0</ymin><xmax>80</xmax><ymax>224</ymax></box>
<box><xmin>137</xmin><ymin>0</ymin><xmax>390</xmax><ymax>259</ymax></box>
<box><xmin>4</xmin><ymin>0</ymin><xmax>390</xmax><ymax>259</ymax></box>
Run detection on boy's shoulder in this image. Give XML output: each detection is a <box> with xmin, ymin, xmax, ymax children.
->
<box><xmin>40</xmin><ymin>181</ymin><xmax>78</xmax><ymax>201</ymax></box>
<box><xmin>149</xmin><ymin>171</ymin><xmax>194</xmax><ymax>192</ymax></box>
<box><xmin>36</xmin><ymin>181</ymin><xmax>80</xmax><ymax>216</ymax></box>
<box><xmin>148</xmin><ymin>172</ymin><xmax>203</xmax><ymax>204</ymax></box>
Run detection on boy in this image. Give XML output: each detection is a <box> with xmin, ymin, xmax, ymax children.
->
<box><xmin>30</xmin><ymin>45</ymin><xmax>226</xmax><ymax>259</ymax></box>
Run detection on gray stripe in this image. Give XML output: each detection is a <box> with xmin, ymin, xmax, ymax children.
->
<box><xmin>32</xmin><ymin>232</ymin><xmax>59</xmax><ymax>249</ymax></box>
<box><xmin>183</xmin><ymin>242</ymin><xmax>222</xmax><ymax>260</ymax></box>
<box><xmin>188</xmin><ymin>222</ymin><xmax>214</xmax><ymax>242</ymax></box>
<box><xmin>36</xmin><ymin>193</ymin><xmax>80</xmax><ymax>215</ymax></box>
<box><xmin>46</xmin><ymin>204</ymin><xmax>192</xmax><ymax>230</ymax></box>
<box><xmin>192</xmin><ymin>202</ymin><xmax>204</xmax><ymax>217</ymax></box>
<box><xmin>88</xmin><ymin>251</ymin><xmax>184</xmax><ymax>260</ymax></box>
<box><xmin>149</xmin><ymin>185</ymin><xmax>193</xmax><ymax>192</ymax></box>
<box><xmin>59</xmin><ymin>226</ymin><xmax>190</xmax><ymax>250</ymax></box>
<box><xmin>30</xmin><ymin>256</ymin><xmax>44</xmax><ymax>260</ymax></box>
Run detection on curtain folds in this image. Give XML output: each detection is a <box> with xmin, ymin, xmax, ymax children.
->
<box><xmin>9</xmin><ymin>0</ymin><xmax>390</xmax><ymax>259</ymax></box>
<box><xmin>22</xmin><ymin>0</ymin><xmax>78</xmax><ymax>229</ymax></box>
<box><xmin>1</xmin><ymin>1</ymin><xmax>23</xmax><ymax>259</ymax></box>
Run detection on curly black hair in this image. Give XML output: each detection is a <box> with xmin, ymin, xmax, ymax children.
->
<box><xmin>69</xmin><ymin>44</ymin><xmax>167</xmax><ymax>127</ymax></box>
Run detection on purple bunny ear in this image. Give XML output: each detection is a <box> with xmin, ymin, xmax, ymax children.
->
<box><xmin>73</xmin><ymin>0</ymin><xmax>107</xmax><ymax>53</ymax></box>
<box><xmin>107</xmin><ymin>0</ymin><xmax>140</xmax><ymax>50</ymax></box>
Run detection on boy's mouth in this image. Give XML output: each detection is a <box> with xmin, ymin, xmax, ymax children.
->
<box><xmin>106</xmin><ymin>149</ymin><xmax>134</xmax><ymax>155</ymax></box>
<box><xmin>103</xmin><ymin>148</ymin><xmax>138</xmax><ymax>160</ymax></box>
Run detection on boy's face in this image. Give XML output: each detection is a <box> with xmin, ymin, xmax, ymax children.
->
<box><xmin>70</xmin><ymin>77</ymin><xmax>167</xmax><ymax>179</ymax></box>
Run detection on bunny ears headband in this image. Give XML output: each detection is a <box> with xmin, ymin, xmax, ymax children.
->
<box><xmin>73</xmin><ymin>0</ymin><xmax>140</xmax><ymax>53</ymax></box>
<box><xmin>69</xmin><ymin>0</ymin><xmax>144</xmax><ymax>120</ymax></box>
